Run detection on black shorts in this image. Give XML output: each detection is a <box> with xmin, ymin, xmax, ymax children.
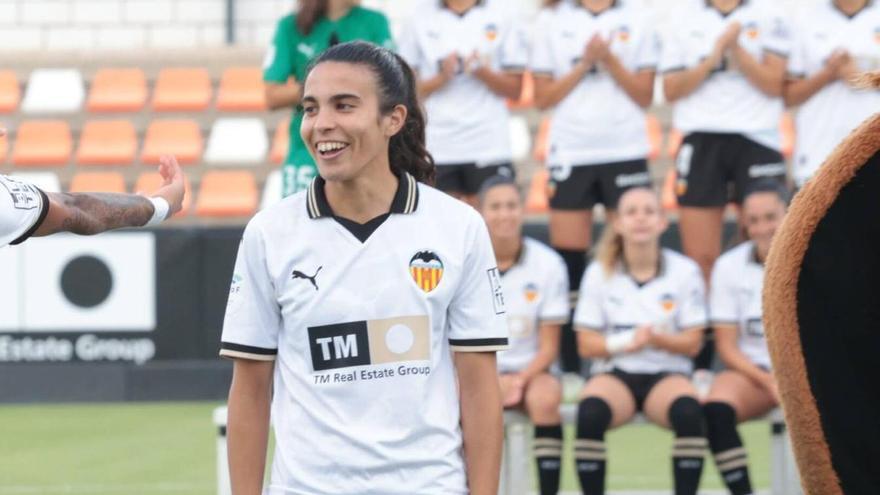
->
<box><xmin>434</xmin><ymin>162</ymin><xmax>515</xmax><ymax>195</ymax></box>
<box><xmin>548</xmin><ymin>159</ymin><xmax>651</xmax><ymax>210</ymax></box>
<box><xmin>608</xmin><ymin>368</ymin><xmax>676</xmax><ymax>411</ymax></box>
<box><xmin>675</xmin><ymin>132</ymin><xmax>786</xmax><ymax>207</ymax></box>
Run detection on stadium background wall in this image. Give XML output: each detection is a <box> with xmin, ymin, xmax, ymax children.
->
<box><xmin>0</xmin><ymin>222</ymin><xmax>735</xmax><ymax>404</ymax></box>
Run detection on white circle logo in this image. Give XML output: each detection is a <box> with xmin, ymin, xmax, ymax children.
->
<box><xmin>385</xmin><ymin>324</ymin><xmax>415</xmax><ymax>354</ymax></box>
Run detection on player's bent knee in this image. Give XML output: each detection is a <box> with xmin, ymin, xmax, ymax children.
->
<box><xmin>669</xmin><ymin>396</ymin><xmax>705</xmax><ymax>436</ymax></box>
<box><xmin>577</xmin><ymin>396</ymin><xmax>612</xmax><ymax>438</ymax></box>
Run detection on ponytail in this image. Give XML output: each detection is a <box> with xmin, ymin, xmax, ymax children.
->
<box><xmin>306</xmin><ymin>41</ymin><xmax>436</xmax><ymax>184</ymax></box>
<box><xmin>594</xmin><ymin>225</ymin><xmax>624</xmax><ymax>278</ymax></box>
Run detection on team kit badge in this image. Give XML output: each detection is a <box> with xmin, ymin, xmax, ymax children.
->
<box><xmin>409</xmin><ymin>251</ymin><xmax>444</xmax><ymax>293</ymax></box>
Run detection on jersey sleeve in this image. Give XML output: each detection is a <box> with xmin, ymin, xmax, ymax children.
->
<box><xmin>633</xmin><ymin>14</ymin><xmax>661</xmax><ymax>71</ymax></box>
<box><xmin>219</xmin><ymin>218</ymin><xmax>283</xmax><ymax>361</ymax></box>
<box><xmin>785</xmin><ymin>15</ymin><xmax>807</xmax><ymax>78</ymax></box>
<box><xmin>498</xmin><ymin>17</ymin><xmax>529</xmax><ymax>73</ymax></box>
<box><xmin>528</xmin><ymin>11</ymin><xmax>555</xmax><ymax>77</ymax></box>
<box><xmin>676</xmin><ymin>262</ymin><xmax>709</xmax><ymax>331</ymax></box>
<box><xmin>0</xmin><ymin>175</ymin><xmax>49</xmax><ymax>247</ymax></box>
<box><xmin>658</xmin><ymin>21</ymin><xmax>687</xmax><ymax>74</ymax></box>
<box><xmin>447</xmin><ymin>214</ymin><xmax>509</xmax><ymax>352</ymax></box>
<box><xmin>573</xmin><ymin>263</ymin><xmax>605</xmax><ymax>331</ymax></box>
<box><xmin>709</xmin><ymin>256</ymin><xmax>739</xmax><ymax>326</ymax></box>
<box><xmin>761</xmin><ymin>10</ymin><xmax>792</xmax><ymax>59</ymax></box>
<box><xmin>263</xmin><ymin>17</ymin><xmax>295</xmax><ymax>83</ymax></box>
<box><xmin>396</xmin><ymin>21</ymin><xmax>425</xmax><ymax>74</ymax></box>
<box><xmin>539</xmin><ymin>252</ymin><xmax>570</xmax><ymax>325</ymax></box>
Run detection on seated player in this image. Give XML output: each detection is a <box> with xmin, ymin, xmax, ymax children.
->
<box><xmin>1</xmin><ymin>128</ymin><xmax>184</xmax><ymax>248</ymax></box>
<box><xmin>478</xmin><ymin>176</ymin><xmax>569</xmax><ymax>495</ymax></box>
<box><xmin>703</xmin><ymin>181</ymin><xmax>788</xmax><ymax>495</ymax></box>
<box><xmin>573</xmin><ymin>187</ymin><xmax>709</xmax><ymax>495</ymax></box>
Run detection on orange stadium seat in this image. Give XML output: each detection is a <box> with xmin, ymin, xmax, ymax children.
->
<box><xmin>196</xmin><ymin>170</ymin><xmax>257</xmax><ymax>217</ymax></box>
<box><xmin>532</xmin><ymin>117</ymin><xmax>551</xmax><ymax>163</ymax></box>
<box><xmin>507</xmin><ymin>71</ymin><xmax>534</xmax><ymax>110</ymax></box>
<box><xmin>780</xmin><ymin>112</ymin><xmax>795</xmax><ymax>159</ymax></box>
<box><xmin>152</xmin><ymin>68</ymin><xmax>212</xmax><ymax>112</ymax></box>
<box><xmin>216</xmin><ymin>67</ymin><xmax>267</xmax><ymax>111</ymax></box>
<box><xmin>86</xmin><ymin>68</ymin><xmax>147</xmax><ymax>112</ymax></box>
<box><xmin>12</xmin><ymin>120</ymin><xmax>72</xmax><ymax>166</ymax></box>
<box><xmin>270</xmin><ymin>120</ymin><xmax>289</xmax><ymax>164</ymax></box>
<box><xmin>0</xmin><ymin>70</ymin><xmax>20</xmax><ymax>113</ymax></box>
<box><xmin>141</xmin><ymin>119</ymin><xmax>203</xmax><ymax>165</ymax></box>
<box><xmin>135</xmin><ymin>171</ymin><xmax>192</xmax><ymax>217</ymax></box>
<box><xmin>76</xmin><ymin>120</ymin><xmax>137</xmax><ymax>165</ymax></box>
<box><xmin>525</xmin><ymin>168</ymin><xmax>550</xmax><ymax>214</ymax></box>
<box><xmin>646</xmin><ymin>114</ymin><xmax>663</xmax><ymax>161</ymax></box>
<box><xmin>69</xmin><ymin>171</ymin><xmax>126</xmax><ymax>194</ymax></box>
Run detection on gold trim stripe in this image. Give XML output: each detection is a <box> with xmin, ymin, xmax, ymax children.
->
<box><xmin>672</xmin><ymin>448</ymin><xmax>707</xmax><ymax>458</ymax></box>
<box><xmin>714</xmin><ymin>447</ymin><xmax>746</xmax><ymax>462</ymax></box>
<box><xmin>533</xmin><ymin>438</ymin><xmax>563</xmax><ymax>448</ymax></box>
<box><xmin>219</xmin><ymin>349</ymin><xmax>276</xmax><ymax>362</ymax></box>
<box><xmin>533</xmin><ymin>447</ymin><xmax>562</xmax><ymax>458</ymax></box>
<box><xmin>574</xmin><ymin>451</ymin><xmax>606</xmax><ymax>461</ymax></box>
<box><xmin>675</xmin><ymin>437</ymin><xmax>709</xmax><ymax>448</ymax></box>
<box><xmin>718</xmin><ymin>457</ymin><xmax>749</xmax><ymax>472</ymax></box>
<box><xmin>574</xmin><ymin>439</ymin><xmax>605</xmax><ymax>450</ymax></box>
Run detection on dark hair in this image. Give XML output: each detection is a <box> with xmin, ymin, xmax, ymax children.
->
<box><xmin>296</xmin><ymin>0</ymin><xmax>328</xmax><ymax>36</ymax></box>
<box><xmin>305</xmin><ymin>41</ymin><xmax>435</xmax><ymax>184</ymax></box>
<box><xmin>477</xmin><ymin>174</ymin><xmax>521</xmax><ymax>206</ymax></box>
<box><xmin>742</xmin><ymin>179</ymin><xmax>791</xmax><ymax>206</ymax></box>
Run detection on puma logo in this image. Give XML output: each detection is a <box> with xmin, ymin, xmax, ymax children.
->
<box><xmin>292</xmin><ymin>266</ymin><xmax>322</xmax><ymax>291</ymax></box>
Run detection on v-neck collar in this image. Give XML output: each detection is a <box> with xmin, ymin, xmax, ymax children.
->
<box><xmin>305</xmin><ymin>171</ymin><xmax>420</xmax><ymax>243</ymax></box>
<box><xmin>832</xmin><ymin>0</ymin><xmax>872</xmax><ymax>19</ymax></box>
<box><xmin>622</xmin><ymin>251</ymin><xmax>666</xmax><ymax>288</ymax></box>
<box><xmin>706</xmin><ymin>0</ymin><xmax>747</xmax><ymax>18</ymax></box>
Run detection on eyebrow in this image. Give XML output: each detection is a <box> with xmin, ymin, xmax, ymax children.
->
<box><xmin>301</xmin><ymin>93</ymin><xmax>362</xmax><ymax>104</ymax></box>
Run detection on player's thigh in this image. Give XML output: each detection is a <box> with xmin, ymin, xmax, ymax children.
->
<box><xmin>678</xmin><ymin>206</ymin><xmax>725</xmax><ymax>279</ymax></box>
<box><xmin>598</xmin><ymin>159</ymin><xmax>652</xmax><ymax>209</ymax></box>
<box><xmin>732</xmin><ymin>136</ymin><xmax>787</xmax><ymax>205</ymax></box>
<box><xmin>706</xmin><ymin>370</ymin><xmax>777</xmax><ymax>422</ymax></box>
<box><xmin>524</xmin><ymin>372</ymin><xmax>563</xmax><ymax>424</ymax></box>
<box><xmin>675</xmin><ymin>133</ymin><xmax>729</xmax><ymax>209</ymax></box>
<box><xmin>580</xmin><ymin>373</ymin><xmax>637</xmax><ymax>428</ymax></box>
<box><xmin>643</xmin><ymin>374</ymin><xmax>699</xmax><ymax>429</ymax></box>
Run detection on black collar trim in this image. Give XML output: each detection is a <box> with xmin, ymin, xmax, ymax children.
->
<box><xmin>498</xmin><ymin>240</ymin><xmax>526</xmax><ymax>276</ymax></box>
<box><xmin>306</xmin><ymin>171</ymin><xmax>419</xmax><ymax>220</ymax></box>
<box><xmin>622</xmin><ymin>251</ymin><xmax>666</xmax><ymax>288</ymax></box>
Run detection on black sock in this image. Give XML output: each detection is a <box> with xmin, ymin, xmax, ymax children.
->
<box><xmin>669</xmin><ymin>396</ymin><xmax>707</xmax><ymax>495</ymax></box>
<box><xmin>534</xmin><ymin>424</ymin><xmax>563</xmax><ymax>495</ymax></box>
<box><xmin>575</xmin><ymin>397</ymin><xmax>611</xmax><ymax>495</ymax></box>
<box><xmin>704</xmin><ymin>402</ymin><xmax>754</xmax><ymax>495</ymax></box>
<box><xmin>555</xmin><ymin>248</ymin><xmax>587</xmax><ymax>373</ymax></box>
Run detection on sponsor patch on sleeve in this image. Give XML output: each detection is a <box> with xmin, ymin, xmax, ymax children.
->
<box><xmin>487</xmin><ymin>267</ymin><xmax>505</xmax><ymax>315</ymax></box>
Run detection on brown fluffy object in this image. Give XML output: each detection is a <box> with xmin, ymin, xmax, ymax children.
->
<box><xmin>763</xmin><ymin>112</ymin><xmax>880</xmax><ymax>495</ymax></box>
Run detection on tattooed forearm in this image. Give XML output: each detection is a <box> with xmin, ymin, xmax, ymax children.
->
<box><xmin>57</xmin><ymin>193</ymin><xmax>154</xmax><ymax>235</ymax></box>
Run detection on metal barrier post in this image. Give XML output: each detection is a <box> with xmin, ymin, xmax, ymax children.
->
<box><xmin>213</xmin><ymin>406</ymin><xmax>231</xmax><ymax>495</ymax></box>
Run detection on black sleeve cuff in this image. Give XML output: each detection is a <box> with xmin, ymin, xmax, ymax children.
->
<box><xmin>10</xmin><ymin>187</ymin><xmax>50</xmax><ymax>246</ymax></box>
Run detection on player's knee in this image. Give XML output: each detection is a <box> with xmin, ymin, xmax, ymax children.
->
<box><xmin>703</xmin><ymin>401</ymin><xmax>739</xmax><ymax>450</ymax></box>
<box><xmin>527</xmin><ymin>387</ymin><xmax>561</xmax><ymax>422</ymax></box>
<box><xmin>668</xmin><ymin>396</ymin><xmax>705</xmax><ymax>437</ymax></box>
<box><xmin>577</xmin><ymin>397</ymin><xmax>612</xmax><ymax>439</ymax></box>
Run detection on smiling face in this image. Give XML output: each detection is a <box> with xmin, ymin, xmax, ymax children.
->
<box><xmin>300</xmin><ymin>61</ymin><xmax>405</xmax><ymax>183</ymax></box>
<box><xmin>613</xmin><ymin>188</ymin><xmax>667</xmax><ymax>246</ymax></box>
<box><xmin>742</xmin><ymin>191</ymin><xmax>786</xmax><ymax>260</ymax></box>
<box><xmin>480</xmin><ymin>183</ymin><xmax>523</xmax><ymax>242</ymax></box>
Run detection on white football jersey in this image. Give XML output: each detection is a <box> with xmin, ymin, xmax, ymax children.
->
<box><xmin>397</xmin><ymin>0</ymin><xmax>528</xmax><ymax>165</ymax></box>
<box><xmin>0</xmin><ymin>174</ymin><xmax>48</xmax><ymax>248</ymax></box>
<box><xmin>530</xmin><ymin>1</ymin><xmax>659</xmax><ymax>166</ymax></box>
<box><xmin>220</xmin><ymin>172</ymin><xmax>509</xmax><ymax>495</ymax></box>
<box><xmin>660</xmin><ymin>1</ymin><xmax>791</xmax><ymax>150</ymax></box>
<box><xmin>574</xmin><ymin>249</ymin><xmax>708</xmax><ymax>375</ymax></box>
<box><xmin>496</xmin><ymin>237</ymin><xmax>570</xmax><ymax>374</ymax></box>
<box><xmin>710</xmin><ymin>241</ymin><xmax>770</xmax><ymax>370</ymax></box>
<box><xmin>788</xmin><ymin>1</ymin><xmax>880</xmax><ymax>186</ymax></box>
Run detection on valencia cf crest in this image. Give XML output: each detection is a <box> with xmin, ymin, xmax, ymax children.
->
<box><xmin>410</xmin><ymin>251</ymin><xmax>444</xmax><ymax>293</ymax></box>
<box><xmin>485</xmin><ymin>23</ymin><xmax>498</xmax><ymax>42</ymax></box>
<box><xmin>616</xmin><ymin>26</ymin><xmax>630</xmax><ymax>43</ymax></box>
<box><xmin>524</xmin><ymin>282</ymin><xmax>539</xmax><ymax>303</ymax></box>
<box><xmin>660</xmin><ymin>293</ymin><xmax>676</xmax><ymax>313</ymax></box>
<box><xmin>744</xmin><ymin>22</ymin><xmax>759</xmax><ymax>40</ymax></box>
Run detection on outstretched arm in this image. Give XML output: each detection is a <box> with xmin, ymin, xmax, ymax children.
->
<box><xmin>33</xmin><ymin>155</ymin><xmax>185</xmax><ymax>236</ymax></box>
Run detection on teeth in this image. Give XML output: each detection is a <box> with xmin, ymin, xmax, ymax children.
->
<box><xmin>317</xmin><ymin>142</ymin><xmax>347</xmax><ymax>153</ymax></box>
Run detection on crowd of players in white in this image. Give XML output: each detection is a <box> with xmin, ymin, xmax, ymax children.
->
<box><xmin>3</xmin><ymin>0</ymin><xmax>879</xmax><ymax>493</ymax></box>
